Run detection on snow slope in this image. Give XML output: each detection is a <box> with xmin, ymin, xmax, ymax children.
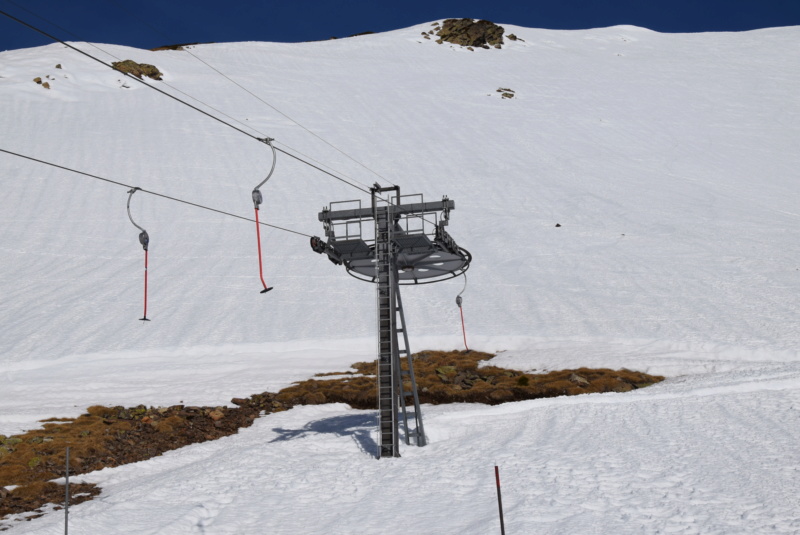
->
<box><xmin>1</xmin><ymin>21</ymin><xmax>799</xmax><ymax>533</ymax></box>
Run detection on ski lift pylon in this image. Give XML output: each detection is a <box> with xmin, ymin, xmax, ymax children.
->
<box><xmin>311</xmin><ymin>187</ymin><xmax>472</xmax><ymax>458</ymax></box>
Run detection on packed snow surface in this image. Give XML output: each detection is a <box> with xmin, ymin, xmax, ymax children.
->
<box><xmin>1</xmin><ymin>21</ymin><xmax>799</xmax><ymax>534</ymax></box>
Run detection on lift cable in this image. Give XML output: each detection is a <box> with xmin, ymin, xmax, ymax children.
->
<box><xmin>105</xmin><ymin>0</ymin><xmax>389</xmax><ymax>192</ymax></box>
<box><xmin>190</xmin><ymin>59</ymin><xmax>389</xmax><ymax>190</ymax></box>
<box><xmin>0</xmin><ymin>5</ymin><xmax>445</xmax><ymax>235</ymax></box>
<box><xmin>0</xmin><ymin>9</ymin><xmax>261</xmax><ymax>139</ymax></box>
<box><xmin>2</xmin><ymin>0</ymin><xmax>272</xmax><ymax>142</ymax></box>
<box><xmin>0</xmin><ymin>7</ymin><xmax>373</xmax><ymax>196</ymax></box>
<box><xmin>0</xmin><ymin>147</ymin><xmax>314</xmax><ymax>238</ymax></box>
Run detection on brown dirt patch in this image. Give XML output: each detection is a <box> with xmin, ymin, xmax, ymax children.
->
<box><xmin>0</xmin><ymin>350</ymin><xmax>663</xmax><ymax>525</ymax></box>
<box><xmin>0</xmin><ymin>395</ymin><xmax>290</xmax><ymax>526</ymax></box>
<box><xmin>1</xmin><ymin>482</ymin><xmax>99</xmax><ymax>525</ymax></box>
<box><xmin>275</xmin><ymin>350</ymin><xmax>663</xmax><ymax>408</ymax></box>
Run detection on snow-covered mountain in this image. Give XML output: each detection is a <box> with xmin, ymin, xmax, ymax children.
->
<box><xmin>1</xmin><ymin>21</ymin><xmax>799</xmax><ymax>534</ymax></box>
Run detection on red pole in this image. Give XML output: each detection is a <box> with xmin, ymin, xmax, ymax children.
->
<box><xmin>141</xmin><ymin>249</ymin><xmax>149</xmax><ymax>321</ymax></box>
<box><xmin>460</xmin><ymin>306</ymin><xmax>469</xmax><ymax>350</ymax></box>
<box><xmin>495</xmin><ymin>465</ymin><xmax>506</xmax><ymax>535</ymax></box>
<box><xmin>254</xmin><ymin>208</ymin><xmax>272</xmax><ymax>293</ymax></box>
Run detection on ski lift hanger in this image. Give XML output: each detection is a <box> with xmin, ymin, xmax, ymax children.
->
<box><xmin>251</xmin><ymin>137</ymin><xmax>276</xmax><ymax>294</ymax></box>
<box><xmin>126</xmin><ymin>187</ymin><xmax>151</xmax><ymax>321</ymax></box>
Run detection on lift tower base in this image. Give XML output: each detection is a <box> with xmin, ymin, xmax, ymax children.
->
<box><xmin>313</xmin><ymin>184</ymin><xmax>471</xmax><ymax>458</ymax></box>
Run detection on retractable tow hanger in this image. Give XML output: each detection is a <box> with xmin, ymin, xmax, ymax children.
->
<box><xmin>457</xmin><ymin>273</ymin><xmax>468</xmax><ymax>350</ymax></box>
<box><xmin>127</xmin><ymin>187</ymin><xmax>150</xmax><ymax>321</ymax></box>
<box><xmin>252</xmin><ymin>137</ymin><xmax>276</xmax><ymax>293</ymax></box>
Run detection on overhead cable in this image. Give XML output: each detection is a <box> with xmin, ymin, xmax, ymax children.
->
<box><xmin>2</xmin><ymin>0</ymin><xmax>274</xmax><ymax>141</ymax></box>
<box><xmin>0</xmin><ymin>7</ymin><xmax>373</xmax><ymax>195</ymax></box>
<box><xmin>105</xmin><ymin>0</ymin><xmax>388</xmax><ymax>191</ymax></box>
<box><xmin>0</xmin><ymin>147</ymin><xmax>313</xmax><ymax>238</ymax></box>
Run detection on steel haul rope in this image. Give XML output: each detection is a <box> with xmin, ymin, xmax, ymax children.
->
<box><xmin>0</xmin><ymin>8</ymin><xmax>375</xmax><ymax>196</ymax></box>
<box><xmin>0</xmin><ymin>147</ymin><xmax>312</xmax><ymax>238</ymax></box>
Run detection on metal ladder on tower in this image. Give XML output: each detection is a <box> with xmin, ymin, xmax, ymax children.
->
<box><xmin>393</xmin><ymin>281</ymin><xmax>427</xmax><ymax>447</ymax></box>
<box><xmin>375</xmin><ymin>204</ymin><xmax>398</xmax><ymax>458</ymax></box>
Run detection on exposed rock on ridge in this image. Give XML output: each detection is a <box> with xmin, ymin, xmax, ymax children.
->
<box><xmin>435</xmin><ymin>18</ymin><xmax>505</xmax><ymax>49</ymax></box>
<box><xmin>111</xmin><ymin>60</ymin><xmax>163</xmax><ymax>80</ymax></box>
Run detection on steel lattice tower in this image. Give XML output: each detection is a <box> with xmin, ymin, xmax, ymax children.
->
<box><xmin>311</xmin><ymin>184</ymin><xmax>471</xmax><ymax>458</ymax></box>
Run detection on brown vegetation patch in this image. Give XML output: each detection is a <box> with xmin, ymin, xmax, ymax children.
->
<box><xmin>0</xmin><ymin>396</ymin><xmax>290</xmax><ymax>524</ymax></box>
<box><xmin>0</xmin><ymin>482</ymin><xmax>99</xmax><ymax>525</ymax></box>
<box><xmin>0</xmin><ymin>350</ymin><xmax>662</xmax><ymax>525</ymax></box>
<box><xmin>276</xmin><ymin>350</ymin><xmax>664</xmax><ymax>408</ymax></box>
<box><xmin>111</xmin><ymin>60</ymin><xmax>163</xmax><ymax>80</ymax></box>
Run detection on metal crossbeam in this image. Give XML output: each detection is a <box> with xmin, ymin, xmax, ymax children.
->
<box><xmin>319</xmin><ymin>199</ymin><xmax>455</xmax><ymax>223</ymax></box>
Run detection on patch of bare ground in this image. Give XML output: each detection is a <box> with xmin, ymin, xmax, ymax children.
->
<box><xmin>0</xmin><ymin>350</ymin><xmax>663</xmax><ymax>525</ymax></box>
<box><xmin>1</xmin><ymin>482</ymin><xmax>99</xmax><ymax>526</ymax></box>
<box><xmin>276</xmin><ymin>350</ymin><xmax>663</xmax><ymax>407</ymax></box>
<box><xmin>432</xmin><ymin>19</ymin><xmax>505</xmax><ymax>49</ymax></box>
<box><xmin>0</xmin><ymin>395</ymin><xmax>290</xmax><ymax>527</ymax></box>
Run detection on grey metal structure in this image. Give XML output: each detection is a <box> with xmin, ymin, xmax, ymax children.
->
<box><xmin>311</xmin><ymin>184</ymin><xmax>471</xmax><ymax>458</ymax></box>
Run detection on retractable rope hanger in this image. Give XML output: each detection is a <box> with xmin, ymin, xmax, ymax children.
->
<box><xmin>127</xmin><ymin>187</ymin><xmax>151</xmax><ymax>321</ymax></box>
<box><xmin>457</xmin><ymin>273</ymin><xmax>468</xmax><ymax>350</ymax></box>
<box><xmin>251</xmin><ymin>137</ymin><xmax>276</xmax><ymax>293</ymax></box>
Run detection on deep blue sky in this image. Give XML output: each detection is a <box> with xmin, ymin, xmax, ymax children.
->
<box><xmin>1</xmin><ymin>0</ymin><xmax>799</xmax><ymax>52</ymax></box>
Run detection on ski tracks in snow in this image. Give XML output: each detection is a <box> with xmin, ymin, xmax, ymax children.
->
<box><xmin>8</xmin><ymin>370</ymin><xmax>800</xmax><ymax>534</ymax></box>
<box><xmin>420</xmin><ymin>366</ymin><xmax>800</xmax><ymax>534</ymax></box>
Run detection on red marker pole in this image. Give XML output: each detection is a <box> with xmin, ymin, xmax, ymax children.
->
<box><xmin>495</xmin><ymin>465</ymin><xmax>506</xmax><ymax>535</ymax></box>
<box><xmin>254</xmin><ymin>207</ymin><xmax>272</xmax><ymax>293</ymax></box>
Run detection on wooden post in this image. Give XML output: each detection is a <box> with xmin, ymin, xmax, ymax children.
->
<box><xmin>65</xmin><ymin>446</ymin><xmax>70</xmax><ymax>535</ymax></box>
<box><xmin>495</xmin><ymin>465</ymin><xmax>506</xmax><ymax>535</ymax></box>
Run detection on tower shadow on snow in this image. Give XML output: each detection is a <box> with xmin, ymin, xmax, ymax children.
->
<box><xmin>270</xmin><ymin>413</ymin><xmax>379</xmax><ymax>456</ymax></box>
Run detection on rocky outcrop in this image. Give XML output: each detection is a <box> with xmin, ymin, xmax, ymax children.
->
<box><xmin>111</xmin><ymin>60</ymin><xmax>163</xmax><ymax>80</ymax></box>
<box><xmin>435</xmin><ymin>19</ymin><xmax>505</xmax><ymax>49</ymax></box>
<box><xmin>497</xmin><ymin>87</ymin><xmax>515</xmax><ymax>99</ymax></box>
